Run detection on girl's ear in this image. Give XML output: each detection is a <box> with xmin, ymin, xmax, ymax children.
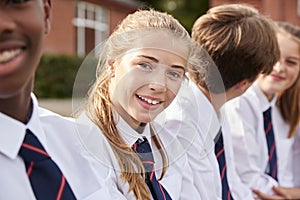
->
<box><xmin>44</xmin><ymin>0</ymin><xmax>52</xmax><ymax>34</ymax></box>
<box><xmin>108</xmin><ymin>59</ymin><xmax>115</xmax><ymax>78</ymax></box>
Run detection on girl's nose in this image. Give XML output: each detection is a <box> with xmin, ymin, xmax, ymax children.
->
<box><xmin>148</xmin><ymin>82</ymin><xmax>167</xmax><ymax>92</ymax></box>
<box><xmin>273</xmin><ymin>60</ymin><xmax>285</xmax><ymax>73</ymax></box>
<box><xmin>148</xmin><ymin>70</ymin><xmax>167</xmax><ymax>92</ymax></box>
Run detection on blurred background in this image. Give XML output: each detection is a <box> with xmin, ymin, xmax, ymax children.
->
<box><xmin>37</xmin><ymin>0</ymin><xmax>300</xmax><ymax>116</ymax></box>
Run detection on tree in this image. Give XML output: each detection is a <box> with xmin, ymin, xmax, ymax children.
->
<box><xmin>138</xmin><ymin>0</ymin><xmax>209</xmax><ymax>32</ymax></box>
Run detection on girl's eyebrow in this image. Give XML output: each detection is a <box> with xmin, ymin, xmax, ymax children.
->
<box><xmin>287</xmin><ymin>56</ymin><xmax>300</xmax><ymax>61</ymax></box>
<box><xmin>137</xmin><ymin>55</ymin><xmax>159</xmax><ymax>63</ymax></box>
<box><xmin>137</xmin><ymin>55</ymin><xmax>185</xmax><ymax>70</ymax></box>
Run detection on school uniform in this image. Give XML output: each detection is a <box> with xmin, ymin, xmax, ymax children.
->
<box><xmin>224</xmin><ymin>82</ymin><xmax>294</xmax><ymax>195</ymax></box>
<box><xmin>0</xmin><ymin>94</ymin><xmax>116</xmax><ymax>199</ymax></box>
<box><xmin>220</xmin><ymin>107</ymin><xmax>254</xmax><ymax>200</ymax></box>
<box><xmin>160</xmin><ymin>79</ymin><xmax>254</xmax><ymax>199</ymax></box>
<box><xmin>158</xmin><ymin>79</ymin><xmax>222</xmax><ymax>199</ymax></box>
<box><xmin>76</xmin><ymin>110</ymin><xmax>198</xmax><ymax>200</ymax></box>
<box><xmin>292</xmin><ymin>125</ymin><xmax>300</xmax><ymax>186</ymax></box>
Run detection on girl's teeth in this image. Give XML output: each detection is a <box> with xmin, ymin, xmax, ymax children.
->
<box><xmin>138</xmin><ymin>95</ymin><xmax>160</xmax><ymax>105</ymax></box>
<box><xmin>0</xmin><ymin>49</ymin><xmax>22</xmax><ymax>63</ymax></box>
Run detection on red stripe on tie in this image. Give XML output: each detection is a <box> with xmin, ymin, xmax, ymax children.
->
<box><xmin>22</xmin><ymin>143</ymin><xmax>49</xmax><ymax>157</ymax></box>
<box><xmin>150</xmin><ymin>168</ymin><xmax>155</xmax><ymax>181</ymax></box>
<box><xmin>227</xmin><ymin>189</ymin><xmax>231</xmax><ymax>200</ymax></box>
<box><xmin>216</xmin><ymin>148</ymin><xmax>224</xmax><ymax>158</ymax></box>
<box><xmin>158</xmin><ymin>182</ymin><xmax>167</xmax><ymax>200</ymax></box>
<box><xmin>133</xmin><ymin>143</ymin><xmax>137</xmax><ymax>151</ymax></box>
<box><xmin>269</xmin><ymin>143</ymin><xmax>276</xmax><ymax>161</ymax></box>
<box><xmin>142</xmin><ymin>160</ymin><xmax>154</xmax><ymax>165</ymax></box>
<box><xmin>27</xmin><ymin>161</ymin><xmax>34</xmax><ymax>176</ymax></box>
<box><xmin>221</xmin><ymin>164</ymin><xmax>227</xmax><ymax>180</ymax></box>
<box><xmin>265</xmin><ymin>122</ymin><xmax>272</xmax><ymax>135</ymax></box>
<box><xmin>56</xmin><ymin>175</ymin><xmax>66</xmax><ymax>200</ymax></box>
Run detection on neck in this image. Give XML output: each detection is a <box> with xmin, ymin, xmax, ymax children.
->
<box><xmin>198</xmin><ymin>86</ymin><xmax>227</xmax><ymax>112</ymax></box>
<box><xmin>0</xmin><ymin>82</ymin><xmax>32</xmax><ymax>123</ymax></box>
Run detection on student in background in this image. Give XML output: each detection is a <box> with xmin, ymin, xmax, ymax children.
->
<box><xmin>76</xmin><ymin>9</ymin><xmax>199</xmax><ymax>200</ymax></box>
<box><xmin>158</xmin><ymin>3</ymin><xmax>279</xmax><ymax>200</ymax></box>
<box><xmin>0</xmin><ymin>0</ymin><xmax>116</xmax><ymax>199</ymax></box>
<box><xmin>224</xmin><ymin>21</ymin><xmax>300</xmax><ymax>198</ymax></box>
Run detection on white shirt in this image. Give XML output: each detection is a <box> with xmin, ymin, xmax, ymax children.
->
<box><xmin>224</xmin><ymin>82</ymin><xmax>294</xmax><ymax>195</ymax></box>
<box><xmin>76</xmin><ymin>110</ymin><xmax>198</xmax><ymax>200</ymax></box>
<box><xmin>0</xmin><ymin>94</ymin><xmax>117</xmax><ymax>199</ymax></box>
<box><xmin>157</xmin><ymin>79</ymin><xmax>222</xmax><ymax>199</ymax></box>
<box><xmin>292</xmin><ymin>125</ymin><xmax>300</xmax><ymax>186</ymax></box>
<box><xmin>220</xmin><ymin>107</ymin><xmax>254</xmax><ymax>200</ymax></box>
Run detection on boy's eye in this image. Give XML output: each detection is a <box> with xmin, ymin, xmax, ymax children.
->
<box><xmin>6</xmin><ymin>0</ymin><xmax>30</xmax><ymax>4</ymax></box>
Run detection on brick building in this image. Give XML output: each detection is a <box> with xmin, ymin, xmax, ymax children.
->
<box><xmin>210</xmin><ymin>0</ymin><xmax>300</xmax><ymax>26</ymax></box>
<box><xmin>45</xmin><ymin>0</ymin><xmax>300</xmax><ymax>56</ymax></box>
<box><xmin>44</xmin><ymin>0</ymin><xmax>142</xmax><ymax>56</ymax></box>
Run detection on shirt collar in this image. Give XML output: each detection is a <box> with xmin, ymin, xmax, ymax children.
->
<box><xmin>115</xmin><ymin>113</ymin><xmax>151</xmax><ymax>147</ymax></box>
<box><xmin>188</xmin><ymin>80</ymin><xmax>221</xmax><ymax>137</ymax></box>
<box><xmin>0</xmin><ymin>93</ymin><xmax>45</xmax><ymax>159</ymax></box>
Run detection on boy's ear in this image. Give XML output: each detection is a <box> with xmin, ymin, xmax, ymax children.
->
<box><xmin>235</xmin><ymin>79</ymin><xmax>252</xmax><ymax>93</ymax></box>
<box><xmin>44</xmin><ymin>0</ymin><xmax>52</xmax><ymax>34</ymax></box>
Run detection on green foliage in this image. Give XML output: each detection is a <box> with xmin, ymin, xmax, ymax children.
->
<box><xmin>138</xmin><ymin>0</ymin><xmax>209</xmax><ymax>32</ymax></box>
<box><xmin>34</xmin><ymin>54</ymin><xmax>85</xmax><ymax>98</ymax></box>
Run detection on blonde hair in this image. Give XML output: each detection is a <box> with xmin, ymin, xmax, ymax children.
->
<box><xmin>276</xmin><ymin>22</ymin><xmax>300</xmax><ymax>138</ymax></box>
<box><xmin>85</xmin><ymin>9</ymin><xmax>190</xmax><ymax>199</ymax></box>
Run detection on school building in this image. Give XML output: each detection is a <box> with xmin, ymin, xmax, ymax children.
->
<box><xmin>44</xmin><ymin>0</ymin><xmax>300</xmax><ymax>56</ymax></box>
<box><xmin>44</xmin><ymin>0</ymin><xmax>143</xmax><ymax>56</ymax></box>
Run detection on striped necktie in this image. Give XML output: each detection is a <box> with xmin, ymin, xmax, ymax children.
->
<box><xmin>133</xmin><ymin>137</ymin><xmax>172</xmax><ymax>200</ymax></box>
<box><xmin>263</xmin><ymin>107</ymin><xmax>278</xmax><ymax>181</ymax></box>
<box><xmin>19</xmin><ymin>129</ymin><xmax>76</xmax><ymax>200</ymax></box>
<box><xmin>214</xmin><ymin>129</ymin><xmax>234</xmax><ymax>200</ymax></box>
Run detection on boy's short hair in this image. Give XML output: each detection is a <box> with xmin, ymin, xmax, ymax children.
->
<box><xmin>191</xmin><ymin>4</ymin><xmax>280</xmax><ymax>93</ymax></box>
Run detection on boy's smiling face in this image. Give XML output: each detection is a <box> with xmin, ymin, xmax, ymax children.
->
<box><xmin>0</xmin><ymin>0</ymin><xmax>51</xmax><ymax>98</ymax></box>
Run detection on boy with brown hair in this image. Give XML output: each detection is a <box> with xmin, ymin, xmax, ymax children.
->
<box><xmin>0</xmin><ymin>0</ymin><xmax>117</xmax><ymax>199</ymax></box>
<box><xmin>159</xmin><ymin>3</ymin><xmax>280</xmax><ymax>199</ymax></box>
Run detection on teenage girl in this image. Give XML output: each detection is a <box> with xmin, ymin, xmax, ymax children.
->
<box><xmin>76</xmin><ymin>9</ymin><xmax>199</xmax><ymax>200</ymax></box>
<box><xmin>224</xmin><ymin>21</ymin><xmax>300</xmax><ymax>198</ymax></box>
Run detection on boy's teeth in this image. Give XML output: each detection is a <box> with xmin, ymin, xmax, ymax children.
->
<box><xmin>0</xmin><ymin>49</ymin><xmax>22</xmax><ymax>63</ymax></box>
<box><xmin>138</xmin><ymin>95</ymin><xmax>160</xmax><ymax>105</ymax></box>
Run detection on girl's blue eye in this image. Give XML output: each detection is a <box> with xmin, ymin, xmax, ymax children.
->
<box><xmin>138</xmin><ymin>63</ymin><xmax>152</xmax><ymax>71</ymax></box>
<box><xmin>167</xmin><ymin>71</ymin><xmax>182</xmax><ymax>79</ymax></box>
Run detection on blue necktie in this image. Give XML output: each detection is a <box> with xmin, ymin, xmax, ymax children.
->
<box><xmin>133</xmin><ymin>137</ymin><xmax>172</xmax><ymax>200</ymax></box>
<box><xmin>214</xmin><ymin>129</ymin><xmax>234</xmax><ymax>200</ymax></box>
<box><xmin>263</xmin><ymin>107</ymin><xmax>278</xmax><ymax>181</ymax></box>
<box><xmin>19</xmin><ymin>129</ymin><xmax>76</xmax><ymax>200</ymax></box>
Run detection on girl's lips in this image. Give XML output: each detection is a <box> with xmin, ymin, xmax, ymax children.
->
<box><xmin>137</xmin><ymin>94</ymin><xmax>162</xmax><ymax>105</ymax></box>
<box><xmin>270</xmin><ymin>74</ymin><xmax>284</xmax><ymax>81</ymax></box>
<box><xmin>136</xmin><ymin>94</ymin><xmax>163</xmax><ymax>110</ymax></box>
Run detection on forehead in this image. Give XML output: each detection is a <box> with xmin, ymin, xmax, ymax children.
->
<box><xmin>277</xmin><ymin>33</ymin><xmax>300</xmax><ymax>56</ymax></box>
<box><xmin>111</xmin><ymin>29</ymin><xmax>191</xmax><ymax>59</ymax></box>
<box><xmin>122</xmin><ymin>47</ymin><xmax>187</xmax><ymax>67</ymax></box>
<box><xmin>128</xmin><ymin>30</ymin><xmax>189</xmax><ymax>60</ymax></box>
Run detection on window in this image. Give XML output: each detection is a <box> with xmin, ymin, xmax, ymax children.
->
<box><xmin>73</xmin><ymin>1</ymin><xmax>109</xmax><ymax>56</ymax></box>
<box><xmin>298</xmin><ymin>0</ymin><xmax>300</xmax><ymax>16</ymax></box>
